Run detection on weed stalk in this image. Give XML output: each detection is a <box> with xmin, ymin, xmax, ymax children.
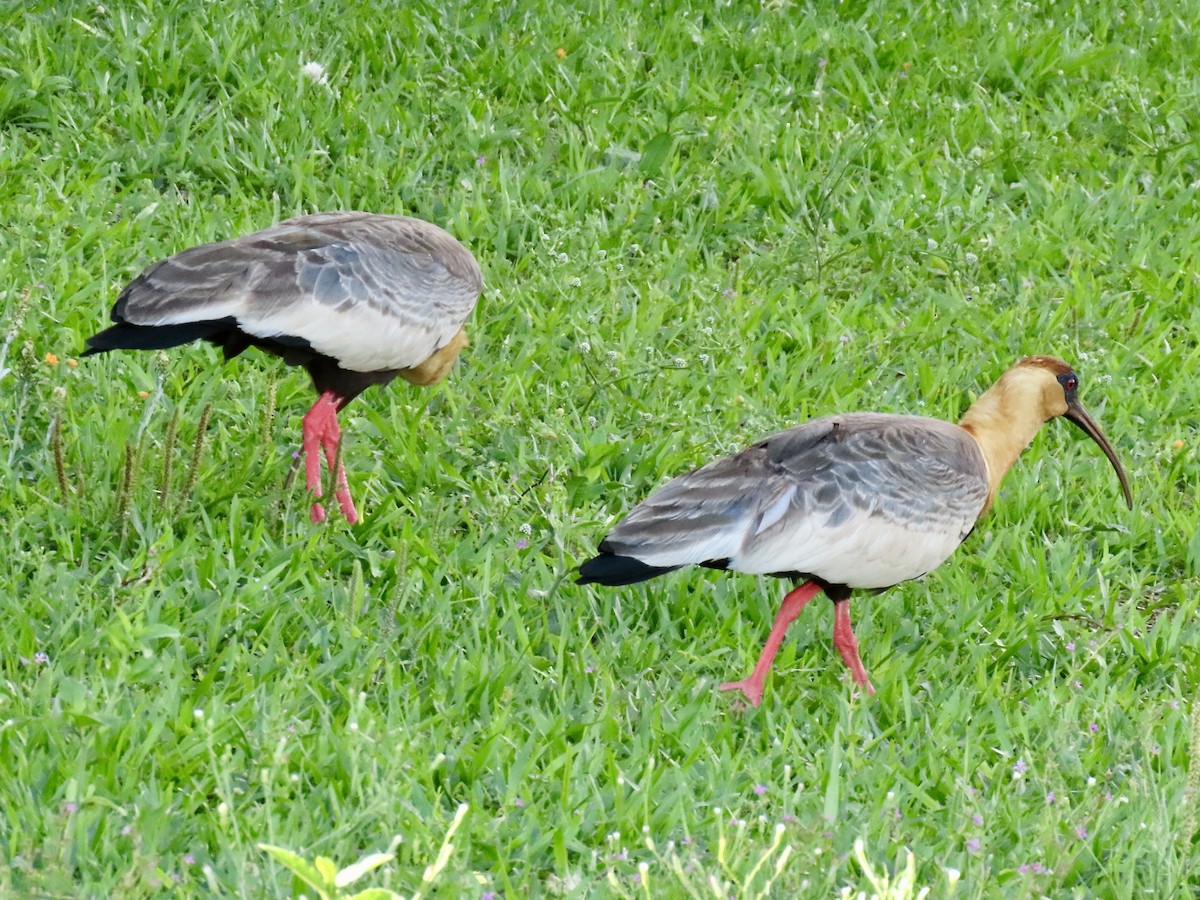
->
<box><xmin>159</xmin><ymin>405</ymin><xmax>180</xmax><ymax>508</ymax></box>
<box><xmin>180</xmin><ymin>402</ymin><xmax>213</xmax><ymax>506</ymax></box>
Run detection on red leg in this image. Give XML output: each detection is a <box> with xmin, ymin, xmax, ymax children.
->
<box><xmin>317</xmin><ymin>413</ymin><xmax>359</xmax><ymax>525</ymax></box>
<box><xmin>300</xmin><ymin>391</ymin><xmax>358</xmax><ymax>524</ymax></box>
<box><xmin>720</xmin><ymin>581</ymin><xmax>824</xmax><ymax>707</ymax></box>
<box><xmin>832</xmin><ymin>599</ymin><xmax>875</xmax><ymax>695</ymax></box>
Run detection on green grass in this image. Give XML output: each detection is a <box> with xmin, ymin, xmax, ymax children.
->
<box><xmin>3</xmin><ymin>0</ymin><xmax>1200</xmax><ymax>895</ymax></box>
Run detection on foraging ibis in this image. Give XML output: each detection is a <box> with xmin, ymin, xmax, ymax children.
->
<box><xmin>84</xmin><ymin>212</ymin><xmax>482</xmax><ymax>523</ymax></box>
<box><xmin>578</xmin><ymin>356</ymin><xmax>1132</xmax><ymax>706</ymax></box>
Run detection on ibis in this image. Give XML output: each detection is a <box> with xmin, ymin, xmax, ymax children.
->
<box><xmin>577</xmin><ymin>356</ymin><xmax>1132</xmax><ymax>706</ymax></box>
<box><xmin>85</xmin><ymin>211</ymin><xmax>482</xmax><ymax>523</ymax></box>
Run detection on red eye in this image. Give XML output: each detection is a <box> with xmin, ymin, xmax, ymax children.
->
<box><xmin>1065</xmin><ymin>376</ymin><xmax>1077</xmax><ymax>391</ymax></box>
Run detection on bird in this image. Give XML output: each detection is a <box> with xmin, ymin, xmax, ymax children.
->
<box><xmin>578</xmin><ymin>356</ymin><xmax>1133</xmax><ymax>706</ymax></box>
<box><xmin>84</xmin><ymin>211</ymin><xmax>482</xmax><ymax>524</ymax></box>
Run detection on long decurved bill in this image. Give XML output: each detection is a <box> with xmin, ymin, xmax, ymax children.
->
<box><xmin>1064</xmin><ymin>400</ymin><xmax>1133</xmax><ymax>509</ymax></box>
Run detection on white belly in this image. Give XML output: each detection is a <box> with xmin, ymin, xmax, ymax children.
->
<box><xmin>731</xmin><ymin>513</ymin><xmax>966</xmax><ymax>589</ymax></box>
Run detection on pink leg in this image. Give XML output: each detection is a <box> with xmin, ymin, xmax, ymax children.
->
<box><xmin>316</xmin><ymin>413</ymin><xmax>359</xmax><ymax>525</ymax></box>
<box><xmin>300</xmin><ymin>391</ymin><xmax>358</xmax><ymax>524</ymax></box>
<box><xmin>720</xmin><ymin>581</ymin><xmax>824</xmax><ymax>707</ymax></box>
<box><xmin>832</xmin><ymin>599</ymin><xmax>875</xmax><ymax>695</ymax></box>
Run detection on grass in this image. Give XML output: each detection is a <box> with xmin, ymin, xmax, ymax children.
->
<box><xmin>3</xmin><ymin>0</ymin><xmax>1200</xmax><ymax>895</ymax></box>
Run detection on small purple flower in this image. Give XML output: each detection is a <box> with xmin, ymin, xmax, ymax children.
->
<box><xmin>818</xmin><ymin>57</ymin><xmax>827</xmax><ymax>69</ymax></box>
<box><xmin>514</xmin><ymin>797</ymin><xmax>525</xmax><ymax>808</ymax></box>
<box><xmin>1045</xmin><ymin>791</ymin><xmax>1055</xmax><ymax>805</ymax></box>
<box><xmin>972</xmin><ymin>813</ymin><xmax>983</xmax><ymax>826</ymax></box>
<box><xmin>1104</xmin><ymin>791</ymin><xmax>1113</xmax><ymax>802</ymax></box>
<box><xmin>612</xmin><ymin>850</ymin><xmax>628</xmax><ymax>861</ymax></box>
<box><xmin>33</xmin><ymin>651</ymin><xmax>49</xmax><ymax>665</ymax></box>
<box><xmin>516</xmin><ymin>538</ymin><xmax>529</xmax><ymax>550</ymax></box>
<box><xmin>481</xmin><ymin>892</ymin><xmax>496</xmax><ymax>900</ymax></box>
<box><xmin>753</xmin><ymin>784</ymin><xmax>768</xmax><ymax>796</ymax></box>
<box><xmin>967</xmin><ymin>838</ymin><xmax>980</xmax><ymax>853</ymax></box>
<box><xmin>292</xmin><ymin>450</ymin><xmax>300</xmax><ymax>459</ymax></box>
<box><xmin>1012</xmin><ymin>758</ymin><xmax>1027</xmax><ymax>777</ymax></box>
<box><xmin>1076</xmin><ymin>826</ymin><xmax>1088</xmax><ymax>840</ymax></box>
<box><xmin>585</xmin><ymin>665</ymin><xmax>594</xmax><ymax>674</ymax></box>
<box><xmin>782</xmin><ymin>814</ymin><xmax>798</xmax><ymax>824</ymax></box>
<box><xmin>839</xmin><ymin>334</ymin><xmax>851</xmax><ymax>344</ymax></box>
<box><xmin>1073</xmin><ymin>680</ymin><xmax>1083</xmax><ymax>690</ymax></box>
<box><xmin>1089</xmin><ymin>723</ymin><xmax>1100</xmax><ymax>733</ymax></box>
<box><xmin>476</xmin><ymin>156</ymin><xmax>487</xmax><ymax>166</ymax></box>
<box><xmin>120</xmin><ymin>824</ymin><xmax>134</xmax><ymax>837</ymax></box>
<box><xmin>183</xmin><ymin>854</ymin><xmax>196</xmax><ymax>866</ymax></box>
<box><xmin>633</xmin><ymin>872</ymin><xmax>642</xmax><ymax>884</ymax></box>
<box><xmin>1065</xmin><ymin>641</ymin><xmax>1075</xmax><ymax>651</ymax></box>
<box><xmin>62</xmin><ymin>802</ymin><xmax>78</xmax><ymax>814</ymax></box>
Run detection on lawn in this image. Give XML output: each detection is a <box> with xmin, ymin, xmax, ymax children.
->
<box><xmin>3</xmin><ymin>0</ymin><xmax>1200</xmax><ymax>896</ymax></box>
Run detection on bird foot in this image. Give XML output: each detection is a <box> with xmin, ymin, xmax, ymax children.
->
<box><xmin>301</xmin><ymin>391</ymin><xmax>359</xmax><ymax>524</ymax></box>
<box><xmin>334</xmin><ymin>482</ymin><xmax>359</xmax><ymax>524</ymax></box>
<box><xmin>832</xmin><ymin>599</ymin><xmax>875</xmax><ymax>696</ymax></box>
<box><xmin>719</xmin><ymin>677</ymin><xmax>765</xmax><ymax>708</ymax></box>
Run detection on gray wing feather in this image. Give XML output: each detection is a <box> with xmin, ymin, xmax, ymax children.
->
<box><xmin>602</xmin><ymin>413</ymin><xmax>988</xmax><ymax>573</ymax></box>
<box><xmin>114</xmin><ymin>212</ymin><xmax>482</xmax><ymax>370</ymax></box>
<box><xmin>761</xmin><ymin>413</ymin><xmax>988</xmax><ymax>537</ymax></box>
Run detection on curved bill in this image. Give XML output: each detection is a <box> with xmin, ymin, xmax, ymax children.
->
<box><xmin>1064</xmin><ymin>400</ymin><xmax>1133</xmax><ymax>509</ymax></box>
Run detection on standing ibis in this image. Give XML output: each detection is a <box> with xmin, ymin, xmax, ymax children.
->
<box><xmin>84</xmin><ymin>211</ymin><xmax>482</xmax><ymax>523</ymax></box>
<box><xmin>578</xmin><ymin>356</ymin><xmax>1133</xmax><ymax>706</ymax></box>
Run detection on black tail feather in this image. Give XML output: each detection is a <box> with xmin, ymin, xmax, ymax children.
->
<box><xmin>577</xmin><ymin>551</ymin><xmax>681</xmax><ymax>586</ymax></box>
<box><xmin>83</xmin><ymin>318</ymin><xmax>240</xmax><ymax>356</ymax></box>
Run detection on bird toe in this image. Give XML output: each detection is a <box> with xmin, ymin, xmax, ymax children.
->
<box><xmin>719</xmin><ymin>678</ymin><xmax>764</xmax><ymax>708</ymax></box>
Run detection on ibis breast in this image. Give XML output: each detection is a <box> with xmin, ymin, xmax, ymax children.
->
<box><xmin>600</xmin><ymin>413</ymin><xmax>989</xmax><ymax>590</ymax></box>
<box><xmin>112</xmin><ymin>212</ymin><xmax>483</xmax><ymax>373</ymax></box>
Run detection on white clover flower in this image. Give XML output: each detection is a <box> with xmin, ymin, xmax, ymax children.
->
<box><xmin>300</xmin><ymin>61</ymin><xmax>329</xmax><ymax>86</ymax></box>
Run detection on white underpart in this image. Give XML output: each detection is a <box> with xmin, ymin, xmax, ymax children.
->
<box><xmin>239</xmin><ymin>301</ymin><xmax>450</xmax><ymax>372</ymax></box>
<box><xmin>734</xmin><ymin>508</ymin><xmax>965</xmax><ymax>588</ymax></box>
<box><xmin>142</xmin><ymin>287</ymin><xmax>451</xmax><ymax>373</ymax></box>
<box><xmin>629</xmin><ymin>503</ymin><xmax>967</xmax><ymax>590</ymax></box>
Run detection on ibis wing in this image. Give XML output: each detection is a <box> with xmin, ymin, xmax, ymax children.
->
<box><xmin>112</xmin><ymin>212</ymin><xmax>482</xmax><ymax>373</ymax></box>
<box><xmin>600</xmin><ymin>448</ymin><xmax>798</xmax><ymax>569</ymax></box>
<box><xmin>599</xmin><ymin>413</ymin><xmax>989</xmax><ymax>588</ymax></box>
<box><xmin>761</xmin><ymin>413</ymin><xmax>988</xmax><ymax>537</ymax></box>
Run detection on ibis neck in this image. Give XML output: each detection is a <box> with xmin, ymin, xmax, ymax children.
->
<box><xmin>958</xmin><ymin>380</ymin><xmax>1049</xmax><ymax>511</ymax></box>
